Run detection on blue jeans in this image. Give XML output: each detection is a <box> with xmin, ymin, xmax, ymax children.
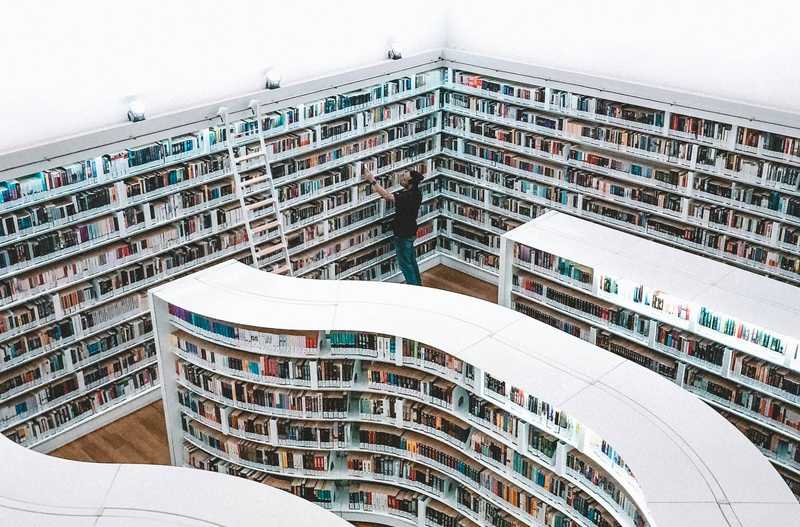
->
<box><xmin>394</xmin><ymin>236</ymin><xmax>421</xmax><ymax>286</ymax></box>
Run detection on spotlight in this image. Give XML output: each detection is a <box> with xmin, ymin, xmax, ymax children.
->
<box><xmin>217</xmin><ymin>106</ymin><xmax>229</xmax><ymax>123</ymax></box>
<box><xmin>387</xmin><ymin>42</ymin><xmax>403</xmax><ymax>60</ymax></box>
<box><xmin>127</xmin><ymin>99</ymin><xmax>146</xmax><ymax>122</ymax></box>
<box><xmin>265</xmin><ymin>68</ymin><xmax>282</xmax><ymax>90</ymax></box>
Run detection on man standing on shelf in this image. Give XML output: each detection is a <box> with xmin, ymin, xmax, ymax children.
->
<box><xmin>363</xmin><ymin>167</ymin><xmax>424</xmax><ymax>285</ymax></box>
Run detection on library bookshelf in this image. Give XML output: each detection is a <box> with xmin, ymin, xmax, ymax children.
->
<box><xmin>3</xmin><ymin>48</ymin><xmax>800</xmax><ymax>456</ymax></box>
<box><xmin>498</xmin><ymin>210</ymin><xmax>800</xmax><ymax>496</ymax></box>
<box><xmin>149</xmin><ymin>261</ymin><xmax>798</xmax><ymax>527</ymax></box>
<box><xmin>0</xmin><ymin>432</ymin><xmax>354</xmax><ymax>526</ymax></box>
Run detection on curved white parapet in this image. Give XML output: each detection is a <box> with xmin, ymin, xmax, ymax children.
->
<box><xmin>0</xmin><ymin>434</ymin><xmax>354</xmax><ymax>526</ymax></box>
<box><xmin>148</xmin><ymin>260</ymin><xmax>800</xmax><ymax>527</ymax></box>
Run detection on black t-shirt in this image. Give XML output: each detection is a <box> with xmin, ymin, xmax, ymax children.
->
<box><xmin>392</xmin><ymin>188</ymin><xmax>422</xmax><ymax>238</ymax></box>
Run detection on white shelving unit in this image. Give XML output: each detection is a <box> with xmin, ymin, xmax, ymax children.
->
<box><xmin>149</xmin><ymin>260</ymin><xmax>798</xmax><ymax>527</ymax></box>
<box><xmin>0</xmin><ymin>429</ymin><xmax>354</xmax><ymax>527</ymax></box>
<box><xmin>3</xmin><ymin>48</ymin><xmax>800</xmax><ymax>459</ymax></box>
<box><xmin>498</xmin><ymin>210</ymin><xmax>800</xmax><ymax>494</ymax></box>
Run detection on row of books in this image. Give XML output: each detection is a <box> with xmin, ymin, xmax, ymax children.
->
<box><xmin>178</xmin><ymin>323</ymin><xmax>579</xmax><ymax>472</ymax></box>
<box><xmin>174</xmin><ymin>332</ymin><xmax>355</xmax><ymax>384</ymax></box>
<box><xmin>299</xmin><ymin>70</ymin><xmax>441</xmax><ymax>121</ymax></box>
<box><xmin>0</xmin><ymin>215</ymin><xmax>120</xmax><ymax>269</ymax></box>
<box><xmin>565</xmin><ymin>122</ymin><xmax>694</xmax><ymax>163</ymax></box>
<box><xmin>4</xmin><ymin>364</ymin><xmax>158</xmax><ymax>447</ymax></box>
<box><xmin>688</xmin><ymin>203</ymin><xmax>774</xmax><ymax>238</ymax></box>
<box><xmin>688</xmin><ymin>371</ymin><xmax>800</xmax><ymax>433</ymax></box>
<box><xmin>446</xmin><ymin>87</ymin><xmax>800</xmax><ymax>208</ymax></box>
<box><xmin>178</xmin><ymin>361</ymin><xmax>348</xmax><ymax>415</ymax></box>
<box><xmin>441</xmin><ymin>153</ymin><xmax>800</xmax><ymax>279</ymax></box>
<box><xmin>265</xmin><ymin>94</ymin><xmax>437</xmax><ymax>157</ymax></box>
<box><xmin>169</xmin><ymin>305</ymin><xmax>319</xmax><ymax>351</ymax></box>
<box><xmin>0</xmin><ymin>215</ymin><xmax>247</xmax><ymax>306</ymax></box>
<box><xmin>739</xmin><ymin>128</ymin><xmax>800</xmax><ymax>159</ymax></box>
<box><xmin>271</xmin><ymin>116</ymin><xmax>438</xmax><ymax>181</ymax></box>
<box><xmin>551</xmin><ymin>89</ymin><xmax>664</xmax><ymax>128</ymax></box>
<box><xmin>444</xmin><ymin>91</ymin><xmax>562</xmax><ymax>132</ymax></box>
<box><xmin>2</xmin><ymin>294</ymin><xmax>145</xmax><ymax>368</ymax></box>
<box><xmin>450</xmin><ymin>70</ymin><xmax>799</xmax><ymax>174</ymax></box>
<box><xmin>0</xmin><ymin>186</ymin><xmax>118</xmax><ymax>240</ymax></box>
<box><xmin>669</xmin><ymin>113</ymin><xmax>732</xmax><ymax>142</ymax></box>
<box><xmin>449</xmin><ymin>107</ymin><xmax>800</xmax><ymax>239</ymax></box>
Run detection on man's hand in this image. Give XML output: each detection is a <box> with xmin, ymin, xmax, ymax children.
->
<box><xmin>362</xmin><ymin>167</ymin><xmax>394</xmax><ymax>203</ymax></box>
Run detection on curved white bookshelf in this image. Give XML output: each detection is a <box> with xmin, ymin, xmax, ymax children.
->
<box><xmin>0</xmin><ymin>432</ymin><xmax>354</xmax><ymax>527</ymax></box>
<box><xmin>149</xmin><ymin>260</ymin><xmax>799</xmax><ymax>527</ymax></box>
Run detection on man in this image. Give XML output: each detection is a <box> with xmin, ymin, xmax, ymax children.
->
<box><xmin>363</xmin><ymin>167</ymin><xmax>424</xmax><ymax>285</ymax></box>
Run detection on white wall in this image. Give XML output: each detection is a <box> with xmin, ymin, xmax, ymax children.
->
<box><xmin>2</xmin><ymin>0</ymin><xmax>799</xmax><ymax>155</ymax></box>
<box><xmin>447</xmin><ymin>0</ymin><xmax>800</xmax><ymax>114</ymax></box>
<box><xmin>0</xmin><ymin>0</ymin><xmax>447</xmax><ymax>154</ymax></box>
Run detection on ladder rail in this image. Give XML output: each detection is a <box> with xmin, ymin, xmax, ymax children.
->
<box><xmin>255</xmin><ymin>104</ymin><xmax>294</xmax><ymax>276</ymax></box>
<box><xmin>222</xmin><ymin>111</ymin><xmax>260</xmax><ymax>265</ymax></box>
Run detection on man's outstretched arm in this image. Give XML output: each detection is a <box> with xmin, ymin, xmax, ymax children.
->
<box><xmin>363</xmin><ymin>168</ymin><xmax>394</xmax><ymax>202</ymax></box>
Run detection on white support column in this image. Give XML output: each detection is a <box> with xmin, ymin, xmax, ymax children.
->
<box><xmin>771</xmin><ymin>222</ymin><xmax>781</xmax><ymax>245</ymax></box>
<box><xmin>554</xmin><ymin>442</ymin><xmax>568</xmax><ymax>476</ymax></box>
<box><xmin>51</xmin><ymin>293</ymin><xmax>64</xmax><ymax>320</ymax></box>
<box><xmin>675</xmin><ymin>362</ymin><xmax>687</xmax><ymax>387</ymax></box>
<box><xmin>310</xmin><ymin>360</ymin><xmax>319</xmax><ymax>388</ymax></box>
<box><xmin>394</xmin><ymin>398</ymin><xmax>404</xmax><ymax>428</ymax></box>
<box><xmin>721</xmin><ymin>348</ymin><xmax>733</xmax><ymax>378</ymax></box>
<box><xmin>394</xmin><ymin>337</ymin><xmax>403</xmax><ymax>365</ymax></box>
<box><xmin>728</xmin><ymin>124</ymin><xmax>739</xmax><ymax>150</ymax></box>
<box><xmin>416</xmin><ymin>496</ymin><xmax>428</xmax><ymax>527</ymax></box>
<box><xmin>497</xmin><ymin>236</ymin><xmax>514</xmax><ymax>307</ymax></box>
<box><xmin>221</xmin><ymin>407</ymin><xmax>231</xmax><ymax>435</ymax></box>
<box><xmin>114</xmin><ymin>181</ymin><xmax>128</xmax><ymax>207</ymax></box>
<box><xmin>689</xmin><ymin>143</ymin><xmax>699</xmax><ymax>170</ymax></box>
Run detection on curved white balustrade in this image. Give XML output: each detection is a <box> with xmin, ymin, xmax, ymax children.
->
<box><xmin>0</xmin><ymin>431</ymin><xmax>354</xmax><ymax>526</ymax></box>
<box><xmin>148</xmin><ymin>260</ymin><xmax>800</xmax><ymax>527</ymax></box>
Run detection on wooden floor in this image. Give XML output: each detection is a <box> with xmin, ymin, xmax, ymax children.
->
<box><xmin>50</xmin><ymin>399</ymin><xmax>171</xmax><ymax>464</ymax></box>
<box><xmin>422</xmin><ymin>264</ymin><xmax>498</xmax><ymax>303</ymax></box>
<box><xmin>49</xmin><ymin>265</ymin><xmax>497</xmax><ymax>464</ymax></box>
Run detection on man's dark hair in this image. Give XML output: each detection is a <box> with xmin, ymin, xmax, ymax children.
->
<box><xmin>409</xmin><ymin>169</ymin><xmax>424</xmax><ymax>189</ymax></box>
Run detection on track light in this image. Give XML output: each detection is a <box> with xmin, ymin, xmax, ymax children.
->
<box><xmin>127</xmin><ymin>99</ymin><xmax>146</xmax><ymax>122</ymax></box>
<box><xmin>265</xmin><ymin>68</ymin><xmax>282</xmax><ymax>90</ymax></box>
<box><xmin>387</xmin><ymin>41</ymin><xmax>403</xmax><ymax>60</ymax></box>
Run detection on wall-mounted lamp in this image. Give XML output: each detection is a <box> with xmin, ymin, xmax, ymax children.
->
<box><xmin>265</xmin><ymin>68</ymin><xmax>282</xmax><ymax>90</ymax></box>
<box><xmin>387</xmin><ymin>41</ymin><xmax>403</xmax><ymax>60</ymax></box>
<box><xmin>127</xmin><ymin>99</ymin><xmax>146</xmax><ymax>122</ymax></box>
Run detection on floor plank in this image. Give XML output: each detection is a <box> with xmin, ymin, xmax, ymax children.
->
<box><xmin>48</xmin><ymin>264</ymin><xmax>496</xmax><ymax>464</ymax></box>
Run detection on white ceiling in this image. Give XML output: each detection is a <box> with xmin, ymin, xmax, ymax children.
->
<box><xmin>2</xmin><ymin>0</ymin><xmax>798</xmax><ymax>155</ymax></box>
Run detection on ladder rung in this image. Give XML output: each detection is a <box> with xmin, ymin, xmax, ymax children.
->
<box><xmin>236</xmin><ymin>150</ymin><xmax>263</xmax><ymax>163</ymax></box>
<box><xmin>245</xmin><ymin>199</ymin><xmax>271</xmax><ymax>210</ymax></box>
<box><xmin>256</xmin><ymin>244</ymin><xmax>284</xmax><ymax>257</ymax></box>
<box><xmin>242</xmin><ymin>175</ymin><xmax>269</xmax><ymax>186</ymax></box>
<box><xmin>251</xmin><ymin>221</ymin><xmax>278</xmax><ymax>234</ymax></box>
<box><xmin>252</xmin><ymin>220</ymin><xmax>280</xmax><ymax>233</ymax></box>
<box><xmin>270</xmin><ymin>264</ymin><xmax>290</xmax><ymax>275</ymax></box>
